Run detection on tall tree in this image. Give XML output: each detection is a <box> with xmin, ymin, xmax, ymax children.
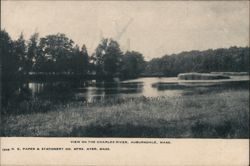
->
<box><xmin>13</xmin><ymin>33</ymin><xmax>26</xmax><ymax>74</ymax></box>
<box><xmin>1</xmin><ymin>30</ymin><xmax>19</xmax><ymax>80</ymax></box>
<box><xmin>79</xmin><ymin>44</ymin><xmax>89</xmax><ymax>74</ymax></box>
<box><xmin>35</xmin><ymin>33</ymin><xmax>75</xmax><ymax>74</ymax></box>
<box><xmin>71</xmin><ymin>44</ymin><xmax>89</xmax><ymax>74</ymax></box>
<box><xmin>1</xmin><ymin>30</ymin><xmax>20</xmax><ymax>106</ymax></box>
<box><xmin>122</xmin><ymin>51</ymin><xmax>145</xmax><ymax>78</ymax></box>
<box><xmin>26</xmin><ymin>32</ymin><xmax>39</xmax><ymax>73</ymax></box>
<box><xmin>92</xmin><ymin>38</ymin><xmax>123</xmax><ymax>77</ymax></box>
<box><xmin>91</xmin><ymin>38</ymin><xmax>108</xmax><ymax>75</ymax></box>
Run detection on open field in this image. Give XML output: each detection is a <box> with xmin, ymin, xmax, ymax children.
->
<box><xmin>2</xmin><ymin>89</ymin><xmax>249</xmax><ymax>138</ymax></box>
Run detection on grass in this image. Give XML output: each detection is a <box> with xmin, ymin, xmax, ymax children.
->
<box><xmin>211</xmin><ymin>72</ymin><xmax>249</xmax><ymax>76</ymax></box>
<box><xmin>178</xmin><ymin>72</ymin><xmax>230</xmax><ymax>80</ymax></box>
<box><xmin>1</xmin><ymin>90</ymin><xmax>249</xmax><ymax>138</ymax></box>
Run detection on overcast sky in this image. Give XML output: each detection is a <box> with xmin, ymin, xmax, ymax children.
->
<box><xmin>2</xmin><ymin>1</ymin><xmax>249</xmax><ymax>60</ymax></box>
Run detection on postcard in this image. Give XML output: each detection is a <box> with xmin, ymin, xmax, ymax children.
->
<box><xmin>1</xmin><ymin>0</ymin><xmax>249</xmax><ymax>165</ymax></box>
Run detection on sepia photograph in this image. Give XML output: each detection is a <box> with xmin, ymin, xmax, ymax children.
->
<box><xmin>1</xmin><ymin>0</ymin><xmax>249</xmax><ymax>139</ymax></box>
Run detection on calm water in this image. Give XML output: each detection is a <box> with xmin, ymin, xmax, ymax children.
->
<box><xmin>26</xmin><ymin>76</ymin><xmax>249</xmax><ymax>103</ymax></box>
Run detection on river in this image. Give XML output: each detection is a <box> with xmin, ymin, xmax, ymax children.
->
<box><xmin>26</xmin><ymin>76</ymin><xmax>249</xmax><ymax>103</ymax></box>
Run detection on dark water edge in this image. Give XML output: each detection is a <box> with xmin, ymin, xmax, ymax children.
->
<box><xmin>1</xmin><ymin>77</ymin><xmax>249</xmax><ymax>115</ymax></box>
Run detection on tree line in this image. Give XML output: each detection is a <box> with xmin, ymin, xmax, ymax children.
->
<box><xmin>1</xmin><ymin>29</ymin><xmax>249</xmax><ymax>82</ymax></box>
<box><xmin>144</xmin><ymin>46</ymin><xmax>249</xmax><ymax>76</ymax></box>
<box><xmin>1</xmin><ymin>30</ymin><xmax>146</xmax><ymax>82</ymax></box>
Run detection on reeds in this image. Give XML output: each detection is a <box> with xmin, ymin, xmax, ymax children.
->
<box><xmin>2</xmin><ymin>90</ymin><xmax>249</xmax><ymax>138</ymax></box>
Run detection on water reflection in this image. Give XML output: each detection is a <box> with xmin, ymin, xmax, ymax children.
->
<box><xmin>28</xmin><ymin>82</ymin><xmax>44</xmax><ymax>96</ymax></box>
<box><xmin>25</xmin><ymin>77</ymin><xmax>249</xmax><ymax>103</ymax></box>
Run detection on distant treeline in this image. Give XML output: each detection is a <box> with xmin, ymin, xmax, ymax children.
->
<box><xmin>144</xmin><ymin>47</ymin><xmax>249</xmax><ymax>76</ymax></box>
<box><xmin>1</xmin><ymin>29</ymin><xmax>249</xmax><ymax>82</ymax></box>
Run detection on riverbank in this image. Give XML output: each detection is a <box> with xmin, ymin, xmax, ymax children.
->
<box><xmin>2</xmin><ymin>89</ymin><xmax>249</xmax><ymax>138</ymax></box>
<box><xmin>178</xmin><ymin>72</ymin><xmax>230</xmax><ymax>80</ymax></box>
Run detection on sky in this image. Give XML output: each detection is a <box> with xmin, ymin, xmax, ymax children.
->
<box><xmin>1</xmin><ymin>1</ymin><xmax>249</xmax><ymax>60</ymax></box>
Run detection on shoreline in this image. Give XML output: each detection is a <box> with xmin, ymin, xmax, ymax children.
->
<box><xmin>2</xmin><ymin>89</ymin><xmax>249</xmax><ymax>138</ymax></box>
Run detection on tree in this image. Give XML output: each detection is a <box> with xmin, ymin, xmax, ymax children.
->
<box><xmin>1</xmin><ymin>30</ymin><xmax>19</xmax><ymax>80</ymax></box>
<box><xmin>144</xmin><ymin>46</ymin><xmax>250</xmax><ymax>76</ymax></box>
<box><xmin>35</xmin><ymin>33</ymin><xmax>75</xmax><ymax>74</ymax></box>
<box><xmin>71</xmin><ymin>44</ymin><xmax>89</xmax><ymax>74</ymax></box>
<box><xmin>121</xmin><ymin>51</ymin><xmax>145</xmax><ymax>78</ymax></box>
<box><xmin>1</xmin><ymin>30</ymin><xmax>20</xmax><ymax>106</ymax></box>
<box><xmin>26</xmin><ymin>33</ymin><xmax>39</xmax><ymax>73</ymax></box>
<box><xmin>13</xmin><ymin>33</ymin><xmax>26</xmax><ymax>74</ymax></box>
<box><xmin>91</xmin><ymin>38</ymin><xmax>108</xmax><ymax>76</ymax></box>
<box><xmin>145</xmin><ymin>58</ymin><xmax>163</xmax><ymax>76</ymax></box>
<box><xmin>92</xmin><ymin>38</ymin><xmax>123</xmax><ymax>77</ymax></box>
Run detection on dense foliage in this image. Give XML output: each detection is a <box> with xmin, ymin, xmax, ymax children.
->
<box><xmin>1</xmin><ymin>29</ymin><xmax>249</xmax><ymax>80</ymax></box>
<box><xmin>91</xmin><ymin>38</ymin><xmax>123</xmax><ymax>77</ymax></box>
<box><xmin>0</xmin><ymin>30</ymin><xmax>146</xmax><ymax>79</ymax></box>
<box><xmin>145</xmin><ymin>47</ymin><xmax>249</xmax><ymax>76</ymax></box>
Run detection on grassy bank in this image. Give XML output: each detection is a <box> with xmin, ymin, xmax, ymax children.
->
<box><xmin>211</xmin><ymin>72</ymin><xmax>249</xmax><ymax>76</ymax></box>
<box><xmin>178</xmin><ymin>73</ymin><xmax>230</xmax><ymax>80</ymax></box>
<box><xmin>1</xmin><ymin>90</ymin><xmax>249</xmax><ymax>138</ymax></box>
